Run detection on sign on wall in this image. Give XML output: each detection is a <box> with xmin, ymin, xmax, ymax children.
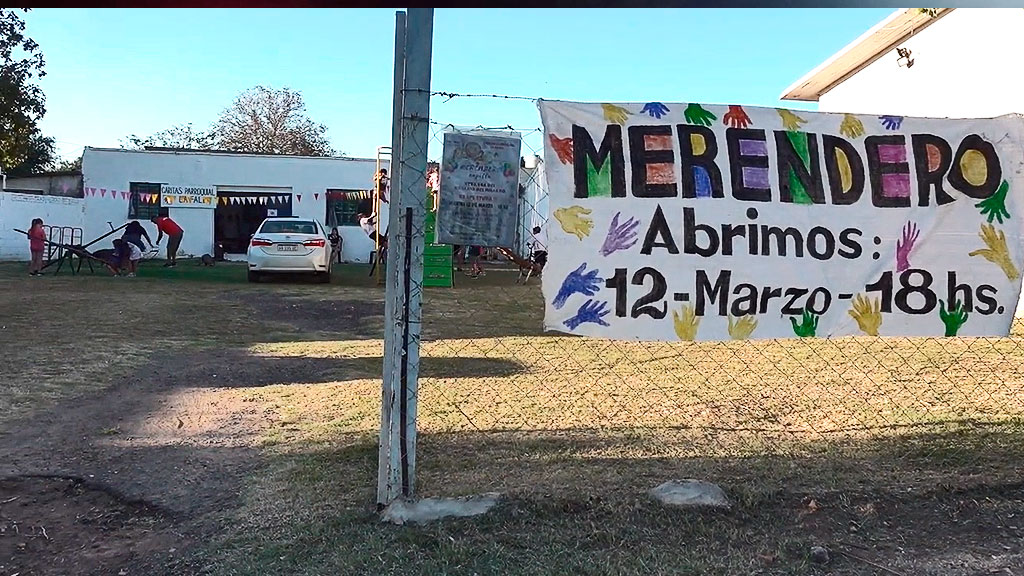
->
<box><xmin>436</xmin><ymin>130</ymin><xmax>522</xmax><ymax>248</ymax></box>
<box><xmin>538</xmin><ymin>100</ymin><xmax>1024</xmax><ymax>341</ymax></box>
<box><xmin>161</xmin><ymin>185</ymin><xmax>216</xmax><ymax>208</ymax></box>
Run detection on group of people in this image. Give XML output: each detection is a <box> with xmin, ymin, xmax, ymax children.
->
<box><xmin>24</xmin><ymin>214</ymin><xmax>184</xmax><ymax>277</ymax></box>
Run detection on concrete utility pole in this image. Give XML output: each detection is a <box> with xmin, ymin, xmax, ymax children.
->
<box><xmin>378</xmin><ymin>8</ymin><xmax>433</xmax><ymax>507</ymax></box>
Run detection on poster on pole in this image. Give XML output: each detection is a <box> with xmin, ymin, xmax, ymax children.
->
<box><xmin>436</xmin><ymin>129</ymin><xmax>522</xmax><ymax>247</ymax></box>
<box><xmin>538</xmin><ymin>100</ymin><xmax>1024</xmax><ymax>341</ymax></box>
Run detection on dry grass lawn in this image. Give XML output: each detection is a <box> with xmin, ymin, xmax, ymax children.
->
<box><xmin>1</xmin><ymin>259</ymin><xmax>1023</xmax><ymax>576</ymax></box>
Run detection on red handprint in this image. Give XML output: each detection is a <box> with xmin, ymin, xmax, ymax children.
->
<box><xmin>549</xmin><ymin>134</ymin><xmax>573</xmax><ymax>165</ymax></box>
<box><xmin>723</xmin><ymin>105</ymin><xmax>752</xmax><ymax>129</ymax></box>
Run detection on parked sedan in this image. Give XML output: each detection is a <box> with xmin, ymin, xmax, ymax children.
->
<box><xmin>247</xmin><ymin>217</ymin><xmax>332</xmax><ymax>283</ymax></box>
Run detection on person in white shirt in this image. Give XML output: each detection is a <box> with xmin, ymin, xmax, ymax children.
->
<box><xmin>359</xmin><ymin>211</ymin><xmax>386</xmax><ymax>248</ymax></box>
<box><xmin>531</xmin><ymin>224</ymin><xmax>548</xmax><ymax>269</ymax></box>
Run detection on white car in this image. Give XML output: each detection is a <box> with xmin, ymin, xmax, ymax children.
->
<box><xmin>247</xmin><ymin>217</ymin><xmax>333</xmax><ymax>283</ymax></box>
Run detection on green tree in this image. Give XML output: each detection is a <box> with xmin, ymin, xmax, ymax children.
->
<box><xmin>7</xmin><ymin>131</ymin><xmax>55</xmax><ymax>177</ymax></box>
<box><xmin>211</xmin><ymin>86</ymin><xmax>334</xmax><ymax>156</ymax></box>
<box><xmin>121</xmin><ymin>122</ymin><xmax>216</xmax><ymax>151</ymax></box>
<box><xmin>0</xmin><ymin>9</ymin><xmax>49</xmax><ymax>173</ymax></box>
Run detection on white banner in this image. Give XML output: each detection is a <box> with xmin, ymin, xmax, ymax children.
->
<box><xmin>161</xmin><ymin>185</ymin><xmax>216</xmax><ymax>208</ymax></box>
<box><xmin>436</xmin><ymin>129</ymin><xmax>522</xmax><ymax>247</ymax></box>
<box><xmin>538</xmin><ymin>100</ymin><xmax>1024</xmax><ymax>341</ymax></box>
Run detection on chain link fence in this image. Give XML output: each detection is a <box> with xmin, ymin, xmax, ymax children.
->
<box><xmin>388</xmin><ymin>106</ymin><xmax>1024</xmax><ymax>500</ymax></box>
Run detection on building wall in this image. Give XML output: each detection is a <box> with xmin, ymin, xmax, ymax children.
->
<box><xmin>3</xmin><ymin>173</ymin><xmax>83</xmax><ymax>198</ymax></box>
<box><xmin>817</xmin><ymin>9</ymin><xmax>1024</xmax><ymax>118</ymax></box>
<box><xmin>0</xmin><ymin>192</ymin><xmax>86</xmax><ymax>260</ymax></box>
<box><xmin>82</xmin><ymin>148</ymin><xmax>385</xmax><ymax>262</ymax></box>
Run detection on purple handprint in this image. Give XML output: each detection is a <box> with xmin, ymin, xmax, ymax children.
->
<box><xmin>640</xmin><ymin>102</ymin><xmax>670</xmax><ymax>119</ymax></box>
<box><xmin>552</xmin><ymin>263</ymin><xmax>603</xmax><ymax>310</ymax></box>
<box><xmin>600</xmin><ymin>212</ymin><xmax>640</xmax><ymax>257</ymax></box>
<box><xmin>879</xmin><ymin>115</ymin><xmax>904</xmax><ymax>130</ymax></box>
<box><xmin>564</xmin><ymin>299</ymin><xmax>611</xmax><ymax>330</ymax></box>
<box><xmin>896</xmin><ymin>221</ymin><xmax>920</xmax><ymax>272</ymax></box>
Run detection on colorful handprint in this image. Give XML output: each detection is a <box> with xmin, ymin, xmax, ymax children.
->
<box><xmin>777</xmin><ymin>109</ymin><xmax>806</xmax><ymax>131</ymax></box>
<box><xmin>976</xmin><ymin>180</ymin><xmax>1010</xmax><ymax>224</ymax></box>
<box><xmin>722</xmin><ymin>105</ymin><xmax>752</xmax><ymax>129</ymax></box>
<box><xmin>672</xmin><ymin>304</ymin><xmax>700</xmax><ymax>341</ymax></box>
<box><xmin>600</xmin><ymin>212</ymin><xmax>640</xmax><ymax>257</ymax></box>
<box><xmin>553</xmin><ymin>206</ymin><xmax>594</xmax><ymax>240</ymax></box>
<box><xmin>969</xmin><ymin>223</ymin><xmax>1019</xmax><ymax>280</ymax></box>
<box><xmin>602</xmin><ymin>103</ymin><xmax>630</xmax><ymax>125</ymax></box>
<box><xmin>848</xmin><ymin>294</ymin><xmax>882</xmax><ymax>337</ymax></box>
<box><xmin>552</xmin><ymin>263</ymin><xmax>603</xmax><ymax>310</ymax></box>
<box><xmin>839</xmin><ymin>114</ymin><xmax>865</xmax><ymax>139</ymax></box>
<box><xmin>549</xmin><ymin>134</ymin><xmax>573</xmax><ymax>165</ymax></box>
<box><xmin>727</xmin><ymin>315</ymin><xmax>758</xmax><ymax>340</ymax></box>
<box><xmin>640</xmin><ymin>102</ymin><xmax>670</xmax><ymax>119</ymax></box>
<box><xmin>895</xmin><ymin>221</ymin><xmax>920</xmax><ymax>273</ymax></box>
<box><xmin>939</xmin><ymin>299</ymin><xmax>969</xmax><ymax>337</ymax></box>
<box><xmin>790</xmin><ymin>310</ymin><xmax>819</xmax><ymax>338</ymax></box>
<box><xmin>564</xmin><ymin>299</ymin><xmax>611</xmax><ymax>330</ymax></box>
<box><xmin>879</xmin><ymin>115</ymin><xmax>904</xmax><ymax>130</ymax></box>
<box><xmin>684</xmin><ymin>104</ymin><xmax>716</xmax><ymax>127</ymax></box>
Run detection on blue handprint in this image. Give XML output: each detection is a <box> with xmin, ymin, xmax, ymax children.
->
<box><xmin>564</xmin><ymin>299</ymin><xmax>611</xmax><ymax>330</ymax></box>
<box><xmin>640</xmin><ymin>102</ymin><xmax>670</xmax><ymax>119</ymax></box>
<box><xmin>879</xmin><ymin>115</ymin><xmax>904</xmax><ymax>130</ymax></box>
<box><xmin>553</xmin><ymin>263</ymin><xmax>603</xmax><ymax>310</ymax></box>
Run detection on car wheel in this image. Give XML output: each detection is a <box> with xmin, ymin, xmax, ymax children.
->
<box><xmin>248</xmin><ymin>271</ymin><xmax>261</xmax><ymax>283</ymax></box>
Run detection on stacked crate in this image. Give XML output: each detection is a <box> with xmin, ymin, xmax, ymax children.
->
<box><xmin>422</xmin><ymin>210</ymin><xmax>453</xmax><ymax>287</ymax></box>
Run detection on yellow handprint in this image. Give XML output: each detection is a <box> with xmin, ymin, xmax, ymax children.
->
<box><xmin>602</xmin><ymin>103</ymin><xmax>631</xmax><ymax>125</ymax></box>
<box><xmin>553</xmin><ymin>205</ymin><xmax>594</xmax><ymax>240</ymax></box>
<box><xmin>776</xmin><ymin>109</ymin><xmax>806</xmax><ymax>131</ymax></box>
<box><xmin>672</xmin><ymin>304</ymin><xmax>700</xmax><ymax>341</ymax></box>
<box><xmin>848</xmin><ymin>294</ymin><xmax>882</xmax><ymax>336</ymax></box>
<box><xmin>727</xmin><ymin>315</ymin><xmax>758</xmax><ymax>340</ymax></box>
<box><xmin>839</xmin><ymin>113</ymin><xmax>865</xmax><ymax>139</ymax></box>
<box><xmin>969</xmin><ymin>223</ymin><xmax>1020</xmax><ymax>280</ymax></box>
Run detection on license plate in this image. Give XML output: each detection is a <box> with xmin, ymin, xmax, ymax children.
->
<box><xmin>278</xmin><ymin>245</ymin><xmax>299</xmax><ymax>252</ymax></box>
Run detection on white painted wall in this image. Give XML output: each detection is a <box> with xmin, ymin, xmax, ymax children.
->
<box><xmin>0</xmin><ymin>192</ymin><xmax>86</xmax><ymax>260</ymax></box>
<box><xmin>818</xmin><ymin>9</ymin><xmax>1024</xmax><ymax>118</ymax></box>
<box><xmin>81</xmin><ymin>148</ymin><xmax>386</xmax><ymax>262</ymax></box>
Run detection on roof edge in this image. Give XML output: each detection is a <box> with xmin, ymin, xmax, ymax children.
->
<box><xmin>83</xmin><ymin>146</ymin><xmax>378</xmax><ymax>163</ymax></box>
<box><xmin>780</xmin><ymin>8</ymin><xmax>953</xmax><ymax>102</ymax></box>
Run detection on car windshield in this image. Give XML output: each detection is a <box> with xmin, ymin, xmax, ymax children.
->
<box><xmin>260</xmin><ymin>220</ymin><xmax>318</xmax><ymax>235</ymax></box>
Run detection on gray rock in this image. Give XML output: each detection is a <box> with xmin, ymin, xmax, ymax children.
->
<box><xmin>381</xmin><ymin>492</ymin><xmax>501</xmax><ymax>525</ymax></box>
<box><xmin>649</xmin><ymin>480</ymin><xmax>730</xmax><ymax>508</ymax></box>
<box><xmin>810</xmin><ymin>545</ymin><xmax>830</xmax><ymax>564</ymax></box>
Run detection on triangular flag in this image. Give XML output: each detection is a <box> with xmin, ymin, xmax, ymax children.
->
<box><xmin>100</xmin><ymin>189</ymin><xmax>106</xmax><ymax>198</ymax></box>
<box><xmin>260</xmin><ymin>196</ymin><xmax>267</xmax><ymax>205</ymax></box>
<box><xmin>121</xmin><ymin>191</ymin><xmax>128</xmax><ymax>200</ymax></box>
<box><xmin>86</xmin><ymin>188</ymin><xmax>93</xmax><ymax>196</ymax></box>
<box><xmin>268</xmin><ymin>196</ymin><xmax>276</xmax><ymax>204</ymax></box>
<box><xmin>314</xmin><ymin>193</ymin><xmax>320</xmax><ymax>201</ymax></box>
<box><xmin>296</xmin><ymin>194</ymin><xmax>301</xmax><ymax>202</ymax></box>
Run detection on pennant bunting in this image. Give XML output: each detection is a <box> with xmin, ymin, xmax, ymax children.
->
<box><xmin>100</xmin><ymin>189</ymin><xmax>106</xmax><ymax>198</ymax></box>
<box><xmin>260</xmin><ymin>196</ymin><xmax>267</xmax><ymax>205</ymax></box>
<box><xmin>314</xmin><ymin>193</ymin><xmax>320</xmax><ymax>201</ymax></box>
<box><xmin>296</xmin><ymin>194</ymin><xmax>301</xmax><ymax>202</ymax></box>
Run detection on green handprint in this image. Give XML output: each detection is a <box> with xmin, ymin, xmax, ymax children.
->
<box><xmin>939</xmin><ymin>299</ymin><xmax>969</xmax><ymax>337</ymax></box>
<box><xmin>684</xmin><ymin>104</ymin><xmax>717</xmax><ymax>127</ymax></box>
<box><xmin>976</xmin><ymin>180</ymin><xmax>1011</xmax><ymax>224</ymax></box>
<box><xmin>789</xmin><ymin>310</ymin><xmax>819</xmax><ymax>338</ymax></box>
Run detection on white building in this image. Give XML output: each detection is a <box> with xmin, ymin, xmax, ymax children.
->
<box><xmin>781</xmin><ymin>8</ymin><xmax>1024</xmax><ymax>118</ymax></box>
<box><xmin>782</xmin><ymin>7</ymin><xmax>1024</xmax><ymax>315</ymax></box>
<box><xmin>1</xmin><ymin>147</ymin><xmax>387</xmax><ymax>263</ymax></box>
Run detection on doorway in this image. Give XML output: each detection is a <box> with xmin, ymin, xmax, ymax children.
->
<box><xmin>215</xmin><ymin>193</ymin><xmax>293</xmax><ymax>254</ymax></box>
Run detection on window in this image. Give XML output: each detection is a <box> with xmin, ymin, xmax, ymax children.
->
<box><xmin>326</xmin><ymin>190</ymin><xmax>372</xmax><ymax>227</ymax></box>
<box><xmin>259</xmin><ymin>220</ymin><xmax>318</xmax><ymax>235</ymax></box>
<box><xmin>128</xmin><ymin>182</ymin><xmax>168</xmax><ymax>220</ymax></box>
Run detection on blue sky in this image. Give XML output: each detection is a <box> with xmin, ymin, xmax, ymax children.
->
<box><xmin>24</xmin><ymin>8</ymin><xmax>894</xmax><ymax>162</ymax></box>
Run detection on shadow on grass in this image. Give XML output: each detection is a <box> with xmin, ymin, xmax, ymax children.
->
<box><xmin>179</xmin><ymin>423</ymin><xmax>1024</xmax><ymax>576</ymax></box>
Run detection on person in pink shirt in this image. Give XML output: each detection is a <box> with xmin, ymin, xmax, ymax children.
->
<box><xmin>27</xmin><ymin>218</ymin><xmax>46</xmax><ymax>276</ymax></box>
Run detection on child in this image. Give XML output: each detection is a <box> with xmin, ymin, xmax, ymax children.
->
<box><xmin>125</xmin><ymin>240</ymin><xmax>143</xmax><ymax>277</ymax></box>
<box><xmin>27</xmin><ymin>218</ymin><xmax>46</xmax><ymax>276</ymax></box>
<box><xmin>328</xmin><ymin>226</ymin><xmax>342</xmax><ymax>264</ymax></box>
<box><xmin>467</xmin><ymin>245</ymin><xmax>485</xmax><ymax>278</ymax></box>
